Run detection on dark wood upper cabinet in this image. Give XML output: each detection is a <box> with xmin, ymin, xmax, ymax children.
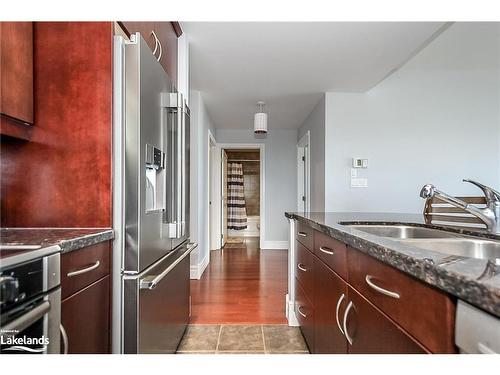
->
<box><xmin>0</xmin><ymin>22</ymin><xmax>34</xmax><ymax>140</ymax></box>
<box><xmin>118</xmin><ymin>22</ymin><xmax>179</xmax><ymax>86</ymax></box>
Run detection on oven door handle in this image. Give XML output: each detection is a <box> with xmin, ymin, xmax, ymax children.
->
<box><xmin>3</xmin><ymin>301</ymin><xmax>51</xmax><ymax>337</ymax></box>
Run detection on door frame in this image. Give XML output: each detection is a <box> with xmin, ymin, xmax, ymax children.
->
<box><xmin>208</xmin><ymin>130</ymin><xmax>221</xmax><ymax>251</ymax></box>
<box><xmin>218</xmin><ymin>143</ymin><xmax>265</xmax><ymax>250</ymax></box>
<box><xmin>297</xmin><ymin>131</ymin><xmax>310</xmax><ymax>213</ymax></box>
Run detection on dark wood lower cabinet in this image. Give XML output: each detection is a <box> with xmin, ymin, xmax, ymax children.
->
<box><xmin>345</xmin><ymin>286</ymin><xmax>427</xmax><ymax>354</ymax></box>
<box><xmin>295</xmin><ymin>278</ymin><xmax>315</xmax><ymax>353</ymax></box>
<box><xmin>295</xmin><ymin>235</ymin><xmax>442</xmax><ymax>354</ymax></box>
<box><xmin>313</xmin><ymin>257</ymin><xmax>348</xmax><ymax>354</ymax></box>
<box><xmin>61</xmin><ymin>275</ymin><xmax>110</xmax><ymax>354</ymax></box>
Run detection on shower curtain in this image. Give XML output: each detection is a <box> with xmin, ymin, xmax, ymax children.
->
<box><xmin>227</xmin><ymin>162</ymin><xmax>247</xmax><ymax>230</ymax></box>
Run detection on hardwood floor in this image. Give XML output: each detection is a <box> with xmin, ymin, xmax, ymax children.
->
<box><xmin>190</xmin><ymin>237</ymin><xmax>288</xmax><ymax>324</ymax></box>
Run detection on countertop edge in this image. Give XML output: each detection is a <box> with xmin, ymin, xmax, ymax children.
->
<box><xmin>59</xmin><ymin>229</ymin><xmax>114</xmax><ymax>253</ymax></box>
<box><xmin>286</xmin><ymin>212</ymin><xmax>500</xmax><ymax>318</ymax></box>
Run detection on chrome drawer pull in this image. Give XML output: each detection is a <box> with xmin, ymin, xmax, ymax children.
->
<box><xmin>67</xmin><ymin>260</ymin><xmax>100</xmax><ymax>277</ymax></box>
<box><xmin>60</xmin><ymin>324</ymin><xmax>69</xmax><ymax>354</ymax></box>
<box><xmin>335</xmin><ymin>293</ymin><xmax>346</xmax><ymax>335</ymax></box>
<box><xmin>298</xmin><ymin>231</ymin><xmax>307</xmax><ymax>237</ymax></box>
<box><xmin>297</xmin><ymin>263</ymin><xmax>307</xmax><ymax>272</ymax></box>
<box><xmin>297</xmin><ymin>305</ymin><xmax>307</xmax><ymax>318</ymax></box>
<box><xmin>365</xmin><ymin>275</ymin><xmax>400</xmax><ymax>299</ymax></box>
<box><xmin>343</xmin><ymin>301</ymin><xmax>354</xmax><ymax>346</ymax></box>
<box><xmin>319</xmin><ymin>246</ymin><xmax>334</xmax><ymax>255</ymax></box>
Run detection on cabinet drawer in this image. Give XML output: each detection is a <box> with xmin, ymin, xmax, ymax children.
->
<box><xmin>295</xmin><ymin>278</ymin><xmax>314</xmax><ymax>353</ymax></box>
<box><xmin>345</xmin><ymin>286</ymin><xmax>427</xmax><ymax>354</ymax></box>
<box><xmin>347</xmin><ymin>247</ymin><xmax>456</xmax><ymax>353</ymax></box>
<box><xmin>61</xmin><ymin>242</ymin><xmax>110</xmax><ymax>299</ymax></box>
<box><xmin>296</xmin><ymin>221</ymin><xmax>313</xmax><ymax>250</ymax></box>
<box><xmin>314</xmin><ymin>230</ymin><xmax>347</xmax><ymax>280</ymax></box>
<box><xmin>296</xmin><ymin>241</ymin><xmax>314</xmax><ymax>297</ymax></box>
<box><xmin>61</xmin><ymin>275</ymin><xmax>110</xmax><ymax>353</ymax></box>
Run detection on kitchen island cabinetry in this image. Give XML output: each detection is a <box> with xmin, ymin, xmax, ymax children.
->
<box><xmin>293</xmin><ymin>222</ymin><xmax>456</xmax><ymax>354</ymax></box>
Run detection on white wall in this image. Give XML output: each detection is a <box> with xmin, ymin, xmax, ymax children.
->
<box><xmin>298</xmin><ymin>95</ymin><xmax>326</xmax><ymax>212</ymax></box>
<box><xmin>215</xmin><ymin>129</ymin><xmax>298</xmax><ymax>245</ymax></box>
<box><xmin>190</xmin><ymin>90</ymin><xmax>216</xmax><ymax>278</ymax></box>
<box><xmin>325</xmin><ymin>22</ymin><xmax>500</xmax><ymax>213</ymax></box>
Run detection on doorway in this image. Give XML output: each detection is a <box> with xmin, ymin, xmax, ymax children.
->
<box><xmin>223</xmin><ymin>149</ymin><xmax>261</xmax><ymax>247</ymax></box>
<box><xmin>297</xmin><ymin>131</ymin><xmax>310</xmax><ymax>213</ymax></box>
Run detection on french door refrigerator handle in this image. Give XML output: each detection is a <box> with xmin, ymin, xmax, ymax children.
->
<box><xmin>140</xmin><ymin>242</ymin><xmax>198</xmax><ymax>290</ymax></box>
<box><xmin>161</xmin><ymin>92</ymin><xmax>184</xmax><ymax>238</ymax></box>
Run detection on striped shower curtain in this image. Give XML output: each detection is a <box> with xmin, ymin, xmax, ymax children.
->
<box><xmin>227</xmin><ymin>162</ymin><xmax>247</xmax><ymax>230</ymax></box>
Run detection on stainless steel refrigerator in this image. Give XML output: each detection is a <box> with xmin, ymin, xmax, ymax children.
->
<box><xmin>112</xmin><ymin>32</ymin><xmax>197</xmax><ymax>354</ymax></box>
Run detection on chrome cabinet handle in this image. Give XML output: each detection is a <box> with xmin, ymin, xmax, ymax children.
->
<box><xmin>365</xmin><ymin>275</ymin><xmax>400</xmax><ymax>299</ymax></box>
<box><xmin>67</xmin><ymin>260</ymin><xmax>100</xmax><ymax>277</ymax></box>
<box><xmin>343</xmin><ymin>301</ymin><xmax>354</xmax><ymax>345</ymax></box>
<box><xmin>60</xmin><ymin>324</ymin><xmax>68</xmax><ymax>354</ymax></box>
<box><xmin>319</xmin><ymin>246</ymin><xmax>334</xmax><ymax>255</ymax></box>
<box><xmin>297</xmin><ymin>305</ymin><xmax>307</xmax><ymax>318</ymax></box>
<box><xmin>151</xmin><ymin>30</ymin><xmax>162</xmax><ymax>61</ymax></box>
<box><xmin>298</xmin><ymin>232</ymin><xmax>307</xmax><ymax>237</ymax></box>
<box><xmin>335</xmin><ymin>293</ymin><xmax>346</xmax><ymax>335</ymax></box>
<box><xmin>297</xmin><ymin>263</ymin><xmax>307</xmax><ymax>272</ymax></box>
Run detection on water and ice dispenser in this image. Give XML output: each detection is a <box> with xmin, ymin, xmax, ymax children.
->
<box><xmin>145</xmin><ymin>144</ymin><xmax>166</xmax><ymax>213</ymax></box>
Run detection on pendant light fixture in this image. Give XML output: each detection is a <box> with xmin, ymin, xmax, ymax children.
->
<box><xmin>254</xmin><ymin>101</ymin><xmax>268</xmax><ymax>134</ymax></box>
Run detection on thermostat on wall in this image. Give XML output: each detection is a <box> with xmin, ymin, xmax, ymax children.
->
<box><xmin>352</xmin><ymin>158</ymin><xmax>368</xmax><ymax>168</ymax></box>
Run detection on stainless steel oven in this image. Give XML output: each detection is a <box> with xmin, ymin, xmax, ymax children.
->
<box><xmin>1</xmin><ymin>252</ymin><xmax>61</xmax><ymax>354</ymax></box>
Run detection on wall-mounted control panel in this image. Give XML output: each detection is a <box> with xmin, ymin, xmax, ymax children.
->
<box><xmin>352</xmin><ymin>157</ymin><xmax>368</xmax><ymax>168</ymax></box>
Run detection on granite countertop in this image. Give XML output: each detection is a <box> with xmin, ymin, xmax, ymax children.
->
<box><xmin>0</xmin><ymin>228</ymin><xmax>114</xmax><ymax>254</ymax></box>
<box><xmin>285</xmin><ymin>212</ymin><xmax>500</xmax><ymax>318</ymax></box>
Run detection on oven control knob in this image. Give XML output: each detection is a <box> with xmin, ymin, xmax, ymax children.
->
<box><xmin>0</xmin><ymin>276</ymin><xmax>20</xmax><ymax>306</ymax></box>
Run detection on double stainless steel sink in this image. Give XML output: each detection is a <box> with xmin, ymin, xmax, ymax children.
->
<box><xmin>344</xmin><ymin>224</ymin><xmax>500</xmax><ymax>261</ymax></box>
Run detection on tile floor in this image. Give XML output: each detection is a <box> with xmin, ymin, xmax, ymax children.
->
<box><xmin>177</xmin><ymin>324</ymin><xmax>309</xmax><ymax>354</ymax></box>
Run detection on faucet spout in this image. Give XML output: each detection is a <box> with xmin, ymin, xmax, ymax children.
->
<box><xmin>420</xmin><ymin>182</ymin><xmax>500</xmax><ymax>234</ymax></box>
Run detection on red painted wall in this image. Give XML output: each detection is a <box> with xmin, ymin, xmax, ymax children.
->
<box><xmin>1</xmin><ymin>22</ymin><xmax>113</xmax><ymax>227</ymax></box>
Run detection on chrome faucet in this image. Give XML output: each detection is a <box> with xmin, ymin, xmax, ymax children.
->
<box><xmin>420</xmin><ymin>179</ymin><xmax>500</xmax><ymax>234</ymax></box>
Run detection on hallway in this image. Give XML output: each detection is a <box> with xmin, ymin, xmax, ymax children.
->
<box><xmin>190</xmin><ymin>237</ymin><xmax>288</xmax><ymax>324</ymax></box>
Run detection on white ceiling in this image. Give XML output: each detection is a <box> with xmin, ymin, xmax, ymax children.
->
<box><xmin>183</xmin><ymin>22</ymin><xmax>446</xmax><ymax>130</ymax></box>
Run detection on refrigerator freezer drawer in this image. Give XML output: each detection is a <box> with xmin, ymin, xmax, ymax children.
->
<box><xmin>122</xmin><ymin>242</ymin><xmax>196</xmax><ymax>353</ymax></box>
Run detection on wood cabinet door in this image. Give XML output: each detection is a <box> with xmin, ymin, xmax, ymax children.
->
<box><xmin>0</xmin><ymin>22</ymin><xmax>33</xmax><ymax>124</ymax></box>
<box><xmin>313</xmin><ymin>257</ymin><xmax>348</xmax><ymax>354</ymax></box>
<box><xmin>344</xmin><ymin>286</ymin><xmax>427</xmax><ymax>354</ymax></box>
<box><xmin>61</xmin><ymin>276</ymin><xmax>110</xmax><ymax>354</ymax></box>
<box><xmin>295</xmin><ymin>278</ymin><xmax>315</xmax><ymax>353</ymax></box>
<box><xmin>118</xmin><ymin>22</ymin><xmax>178</xmax><ymax>85</ymax></box>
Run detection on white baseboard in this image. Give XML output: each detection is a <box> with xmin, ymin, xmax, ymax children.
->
<box><xmin>286</xmin><ymin>294</ymin><xmax>299</xmax><ymax>326</ymax></box>
<box><xmin>260</xmin><ymin>240</ymin><xmax>288</xmax><ymax>250</ymax></box>
<box><xmin>190</xmin><ymin>254</ymin><xmax>209</xmax><ymax>280</ymax></box>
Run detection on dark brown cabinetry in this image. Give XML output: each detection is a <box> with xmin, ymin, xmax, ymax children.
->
<box><xmin>0</xmin><ymin>22</ymin><xmax>34</xmax><ymax>140</ymax></box>
<box><xmin>345</xmin><ymin>286</ymin><xmax>426</xmax><ymax>353</ymax></box>
<box><xmin>313</xmin><ymin>257</ymin><xmax>348</xmax><ymax>354</ymax></box>
<box><xmin>60</xmin><ymin>241</ymin><xmax>111</xmax><ymax>354</ymax></box>
<box><xmin>294</xmin><ymin>222</ymin><xmax>457</xmax><ymax>354</ymax></box>
<box><xmin>118</xmin><ymin>22</ymin><xmax>180</xmax><ymax>86</ymax></box>
<box><xmin>61</xmin><ymin>276</ymin><xmax>110</xmax><ymax>354</ymax></box>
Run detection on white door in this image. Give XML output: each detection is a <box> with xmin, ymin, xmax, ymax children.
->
<box><xmin>221</xmin><ymin>149</ymin><xmax>228</xmax><ymax>247</ymax></box>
